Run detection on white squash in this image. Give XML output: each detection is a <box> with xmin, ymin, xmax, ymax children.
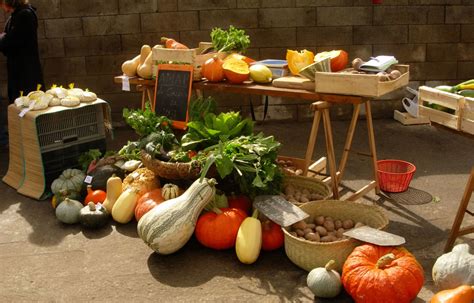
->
<box><xmin>307</xmin><ymin>260</ymin><xmax>342</xmax><ymax>298</ymax></box>
<box><xmin>112</xmin><ymin>188</ymin><xmax>140</xmax><ymax>224</ymax></box>
<box><xmin>137</xmin><ymin>178</ymin><xmax>216</xmax><ymax>255</ymax></box>
<box><xmin>432</xmin><ymin>243</ymin><xmax>474</xmax><ymax>290</ymax></box>
<box><xmin>235</xmin><ymin>209</ymin><xmax>262</xmax><ymax>264</ymax></box>
<box><xmin>60</xmin><ymin>96</ymin><xmax>80</xmax><ymax>107</ymax></box>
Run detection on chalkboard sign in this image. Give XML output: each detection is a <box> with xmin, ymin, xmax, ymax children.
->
<box><xmin>153</xmin><ymin>64</ymin><xmax>193</xmax><ymax>130</ymax></box>
<box><xmin>253</xmin><ymin>195</ymin><xmax>309</xmax><ymax>227</ymax></box>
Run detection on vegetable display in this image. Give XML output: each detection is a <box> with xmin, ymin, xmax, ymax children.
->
<box><xmin>210</xmin><ymin>26</ymin><xmax>250</xmax><ymax>53</ymax></box>
<box><xmin>432</xmin><ymin>244</ymin><xmax>474</xmax><ymax>290</ymax></box>
<box><xmin>307</xmin><ymin>260</ymin><xmax>342</xmax><ymax>298</ymax></box>
<box><xmin>137</xmin><ymin>178</ymin><xmax>216</xmax><ymax>255</ymax></box>
<box><xmin>342</xmin><ymin>244</ymin><xmax>424</xmax><ymax>303</ymax></box>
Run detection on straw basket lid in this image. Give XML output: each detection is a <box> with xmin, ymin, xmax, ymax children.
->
<box><xmin>282</xmin><ymin>175</ymin><xmax>332</xmax><ymax>206</ymax></box>
<box><xmin>140</xmin><ymin>150</ymin><xmax>201</xmax><ymax>180</ymax></box>
<box><xmin>282</xmin><ymin>200</ymin><xmax>389</xmax><ymax>272</ymax></box>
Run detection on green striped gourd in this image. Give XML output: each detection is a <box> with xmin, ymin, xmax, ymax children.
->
<box><xmin>137</xmin><ymin>178</ymin><xmax>216</xmax><ymax>255</ymax></box>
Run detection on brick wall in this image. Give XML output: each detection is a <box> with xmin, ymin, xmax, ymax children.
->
<box><xmin>1</xmin><ymin>0</ymin><xmax>473</xmax><ymax>122</ymax></box>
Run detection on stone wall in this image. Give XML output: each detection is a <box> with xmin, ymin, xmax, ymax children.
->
<box><xmin>0</xmin><ymin>0</ymin><xmax>473</xmax><ymax>123</ymax></box>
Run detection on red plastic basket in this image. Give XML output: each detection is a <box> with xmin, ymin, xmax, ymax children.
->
<box><xmin>377</xmin><ymin>160</ymin><xmax>416</xmax><ymax>193</ymax></box>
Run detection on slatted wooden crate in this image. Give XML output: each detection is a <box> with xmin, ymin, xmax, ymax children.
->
<box><xmin>418</xmin><ymin>86</ymin><xmax>473</xmax><ymax>135</ymax></box>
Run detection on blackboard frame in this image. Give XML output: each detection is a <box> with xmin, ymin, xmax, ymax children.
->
<box><xmin>153</xmin><ymin>64</ymin><xmax>193</xmax><ymax>130</ymax></box>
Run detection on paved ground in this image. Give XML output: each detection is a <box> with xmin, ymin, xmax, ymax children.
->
<box><xmin>0</xmin><ymin>119</ymin><xmax>473</xmax><ymax>302</ymax></box>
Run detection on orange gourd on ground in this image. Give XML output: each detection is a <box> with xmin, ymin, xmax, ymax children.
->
<box><xmin>314</xmin><ymin>50</ymin><xmax>349</xmax><ymax>72</ymax></box>
<box><xmin>135</xmin><ymin>198</ymin><xmax>164</xmax><ymax>221</ymax></box>
<box><xmin>195</xmin><ymin>208</ymin><xmax>247</xmax><ymax>250</ymax></box>
<box><xmin>202</xmin><ymin>55</ymin><xmax>225</xmax><ymax>82</ymax></box>
<box><xmin>222</xmin><ymin>58</ymin><xmax>249</xmax><ymax>84</ymax></box>
<box><xmin>261</xmin><ymin>220</ymin><xmax>284</xmax><ymax>251</ymax></box>
<box><xmin>137</xmin><ymin>189</ymin><xmax>163</xmax><ymax>206</ymax></box>
<box><xmin>431</xmin><ymin>285</ymin><xmax>474</xmax><ymax>303</ymax></box>
<box><xmin>286</xmin><ymin>49</ymin><xmax>315</xmax><ymax>75</ymax></box>
<box><xmin>84</xmin><ymin>185</ymin><xmax>107</xmax><ymax>205</ymax></box>
<box><xmin>342</xmin><ymin>244</ymin><xmax>424</xmax><ymax>303</ymax></box>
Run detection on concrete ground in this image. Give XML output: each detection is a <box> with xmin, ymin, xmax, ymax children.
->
<box><xmin>0</xmin><ymin>118</ymin><xmax>473</xmax><ymax>302</ymax></box>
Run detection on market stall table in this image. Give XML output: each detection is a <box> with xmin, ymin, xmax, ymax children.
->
<box><xmin>114</xmin><ymin>76</ymin><xmax>380</xmax><ymax>200</ymax></box>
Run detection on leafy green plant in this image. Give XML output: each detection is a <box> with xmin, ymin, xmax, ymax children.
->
<box><xmin>211</xmin><ymin>26</ymin><xmax>251</xmax><ymax>53</ymax></box>
<box><xmin>189</xmin><ymin>96</ymin><xmax>217</xmax><ymax>122</ymax></box>
<box><xmin>123</xmin><ymin>103</ymin><xmax>173</xmax><ymax>137</ymax></box>
<box><xmin>78</xmin><ymin>149</ymin><xmax>102</xmax><ymax>172</ymax></box>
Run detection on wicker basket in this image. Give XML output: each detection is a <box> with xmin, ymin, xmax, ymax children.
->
<box><xmin>282</xmin><ymin>175</ymin><xmax>332</xmax><ymax>206</ymax></box>
<box><xmin>140</xmin><ymin>150</ymin><xmax>201</xmax><ymax>180</ymax></box>
<box><xmin>283</xmin><ymin>200</ymin><xmax>389</xmax><ymax>272</ymax></box>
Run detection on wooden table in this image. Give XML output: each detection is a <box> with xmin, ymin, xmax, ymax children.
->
<box><xmin>114</xmin><ymin>76</ymin><xmax>380</xmax><ymax>200</ymax></box>
<box><xmin>114</xmin><ymin>76</ymin><xmax>155</xmax><ymax>111</ymax></box>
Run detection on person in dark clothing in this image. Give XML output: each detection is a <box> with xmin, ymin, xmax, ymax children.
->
<box><xmin>0</xmin><ymin>0</ymin><xmax>44</xmax><ymax>149</ymax></box>
<box><xmin>0</xmin><ymin>0</ymin><xmax>44</xmax><ymax>102</ymax></box>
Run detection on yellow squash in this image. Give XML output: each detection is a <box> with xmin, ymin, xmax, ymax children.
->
<box><xmin>235</xmin><ymin>209</ymin><xmax>262</xmax><ymax>264</ymax></box>
<box><xmin>111</xmin><ymin>188</ymin><xmax>139</xmax><ymax>224</ymax></box>
<box><xmin>102</xmin><ymin>175</ymin><xmax>123</xmax><ymax>213</ymax></box>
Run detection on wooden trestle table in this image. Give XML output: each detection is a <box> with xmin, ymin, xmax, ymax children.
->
<box><xmin>114</xmin><ymin>76</ymin><xmax>381</xmax><ymax>200</ymax></box>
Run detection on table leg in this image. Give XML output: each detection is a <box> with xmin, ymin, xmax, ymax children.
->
<box><xmin>303</xmin><ymin>110</ymin><xmax>322</xmax><ymax>176</ymax></box>
<box><xmin>322</xmin><ymin>108</ymin><xmax>339</xmax><ymax>199</ymax></box>
<box><xmin>365</xmin><ymin>100</ymin><xmax>380</xmax><ymax>194</ymax></box>
<box><xmin>337</xmin><ymin>103</ymin><xmax>361</xmax><ymax>183</ymax></box>
<box><xmin>147</xmin><ymin>88</ymin><xmax>155</xmax><ymax>112</ymax></box>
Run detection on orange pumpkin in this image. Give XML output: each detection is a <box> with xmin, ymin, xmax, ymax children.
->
<box><xmin>202</xmin><ymin>55</ymin><xmax>225</xmax><ymax>82</ymax></box>
<box><xmin>137</xmin><ymin>188</ymin><xmax>163</xmax><ymax>206</ymax></box>
<box><xmin>342</xmin><ymin>244</ymin><xmax>424</xmax><ymax>303</ymax></box>
<box><xmin>84</xmin><ymin>185</ymin><xmax>106</xmax><ymax>205</ymax></box>
<box><xmin>135</xmin><ymin>198</ymin><xmax>163</xmax><ymax>221</ymax></box>
<box><xmin>225</xmin><ymin>53</ymin><xmax>255</xmax><ymax>66</ymax></box>
<box><xmin>315</xmin><ymin>50</ymin><xmax>349</xmax><ymax>72</ymax></box>
<box><xmin>195</xmin><ymin>208</ymin><xmax>247</xmax><ymax>250</ymax></box>
<box><xmin>261</xmin><ymin>220</ymin><xmax>284</xmax><ymax>251</ymax></box>
<box><xmin>222</xmin><ymin>58</ymin><xmax>249</xmax><ymax>84</ymax></box>
<box><xmin>431</xmin><ymin>285</ymin><xmax>474</xmax><ymax>303</ymax></box>
<box><xmin>286</xmin><ymin>49</ymin><xmax>315</xmax><ymax>75</ymax></box>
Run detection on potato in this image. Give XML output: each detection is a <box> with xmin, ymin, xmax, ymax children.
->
<box><xmin>284</xmin><ymin>185</ymin><xmax>295</xmax><ymax>195</ymax></box>
<box><xmin>355</xmin><ymin>222</ymin><xmax>365</xmax><ymax>228</ymax></box>
<box><xmin>295</xmin><ymin>169</ymin><xmax>303</xmax><ymax>175</ymax></box>
<box><xmin>294</xmin><ymin>192</ymin><xmax>301</xmax><ymax>200</ymax></box>
<box><xmin>288</xmin><ymin>198</ymin><xmax>298</xmax><ymax>204</ymax></box>
<box><xmin>290</xmin><ymin>231</ymin><xmax>298</xmax><ymax>237</ymax></box>
<box><xmin>304</xmin><ymin>228</ymin><xmax>313</xmax><ymax>235</ymax></box>
<box><xmin>300</xmin><ymin>196</ymin><xmax>309</xmax><ymax>203</ymax></box>
<box><xmin>389</xmin><ymin>69</ymin><xmax>402</xmax><ymax>80</ymax></box>
<box><xmin>310</xmin><ymin>193</ymin><xmax>324</xmax><ymax>200</ymax></box>
<box><xmin>314</xmin><ymin>216</ymin><xmax>325</xmax><ymax>226</ymax></box>
<box><xmin>306</xmin><ymin>223</ymin><xmax>316</xmax><ymax>230</ymax></box>
<box><xmin>301</xmin><ymin>188</ymin><xmax>310</xmax><ymax>195</ymax></box>
<box><xmin>315</xmin><ymin>226</ymin><xmax>328</xmax><ymax>236</ymax></box>
<box><xmin>295</xmin><ymin>229</ymin><xmax>305</xmax><ymax>237</ymax></box>
<box><xmin>323</xmin><ymin>220</ymin><xmax>335</xmax><ymax>232</ymax></box>
<box><xmin>305</xmin><ymin>232</ymin><xmax>320</xmax><ymax>242</ymax></box>
<box><xmin>336</xmin><ymin>228</ymin><xmax>345</xmax><ymax>238</ymax></box>
<box><xmin>321</xmin><ymin>235</ymin><xmax>337</xmax><ymax>242</ymax></box>
<box><xmin>325</xmin><ymin>216</ymin><xmax>334</xmax><ymax>222</ymax></box>
<box><xmin>292</xmin><ymin>220</ymin><xmax>306</xmax><ymax>230</ymax></box>
<box><xmin>334</xmin><ymin>220</ymin><xmax>342</xmax><ymax>230</ymax></box>
<box><xmin>342</xmin><ymin>219</ymin><xmax>354</xmax><ymax>229</ymax></box>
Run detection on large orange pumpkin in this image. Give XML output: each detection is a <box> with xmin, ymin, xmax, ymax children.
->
<box><xmin>195</xmin><ymin>208</ymin><xmax>247</xmax><ymax>250</ymax></box>
<box><xmin>202</xmin><ymin>55</ymin><xmax>225</xmax><ymax>82</ymax></box>
<box><xmin>315</xmin><ymin>50</ymin><xmax>349</xmax><ymax>72</ymax></box>
<box><xmin>135</xmin><ymin>198</ymin><xmax>163</xmax><ymax>221</ymax></box>
<box><xmin>342</xmin><ymin>244</ymin><xmax>424</xmax><ymax>303</ymax></box>
<box><xmin>137</xmin><ymin>188</ymin><xmax>163</xmax><ymax>206</ymax></box>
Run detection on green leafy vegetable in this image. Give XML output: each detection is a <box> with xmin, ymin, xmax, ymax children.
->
<box><xmin>123</xmin><ymin>103</ymin><xmax>173</xmax><ymax>137</ymax></box>
<box><xmin>189</xmin><ymin>96</ymin><xmax>217</xmax><ymax>122</ymax></box>
<box><xmin>78</xmin><ymin>149</ymin><xmax>102</xmax><ymax>172</ymax></box>
<box><xmin>210</xmin><ymin>26</ymin><xmax>251</xmax><ymax>53</ymax></box>
<box><xmin>182</xmin><ymin>111</ymin><xmax>254</xmax><ymax>151</ymax></box>
<box><xmin>198</xmin><ymin>133</ymin><xmax>282</xmax><ymax>197</ymax></box>
<box><xmin>118</xmin><ymin>141</ymin><xmax>141</xmax><ymax>160</ymax></box>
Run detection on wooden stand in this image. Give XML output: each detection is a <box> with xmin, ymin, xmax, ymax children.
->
<box><xmin>304</xmin><ymin>100</ymin><xmax>380</xmax><ymax>200</ymax></box>
<box><xmin>444</xmin><ymin>166</ymin><xmax>474</xmax><ymax>252</ymax></box>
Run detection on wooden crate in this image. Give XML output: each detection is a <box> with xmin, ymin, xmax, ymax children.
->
<box><xmin>152</xmin><ymin>42</ymin><xmax>227</xmax><ymax>81</ymax></box>
<box><xmin>418</xmin><ymin>86</ymin><xmax>465</xmax><ymax>132</ymax></box>
<box><xmin>461</xmin><ymin>97</ymin><xmax>474</xmax><ymax>135</ymax></box>
<box><xmin>314</xmin><ymin>65</ymin><xmax>409</xmax><ymax>97</ymax></box>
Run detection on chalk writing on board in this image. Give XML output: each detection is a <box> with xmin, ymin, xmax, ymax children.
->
<box><xmin>253</xmin><ymin>195</ymin><xmax>309</xmax><ymax>227</ymax></box>
<box><xmin>154</xmin><ymin>68</ymin><xmax>192</xmax><ymax>123</ymax></box>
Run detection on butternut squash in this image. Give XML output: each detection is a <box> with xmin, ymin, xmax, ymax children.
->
<box><xmin>121</xmin><ymin>55</ymin><xmax>140</xmax><ymax>77</ymax></box>
<box><xmin>137</xmin><ymin>178</ymin><xmax>216</xmax><ymax>255</ymax></box>
<box><xmin>138</xmin><ymin>45</ymin><xmax>151</xmax><ymax>66</ymax></box>
<box><xmin>235</xmin><ymin>209</ymin><xmax>262</xmax><ymax>264</ymax></box>
<box><xmin>102</xmin><ymin>175</ymin><xmax>123</xmax><ymax>213</ymax></box>
<box><xmin>111</xmin><ymin>188</ymin><xmax>139</xmax><ymax>224</ymax></box>
<box><xmin>137</xmin><ymin>51</ymin><xmax>153</xmax><ymax>79</ymax></box>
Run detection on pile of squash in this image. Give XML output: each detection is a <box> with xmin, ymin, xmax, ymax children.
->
<box><xmin>14</xmin><ymin>83</ymin><xmax>98</xmax><ymax>111</ymax></box>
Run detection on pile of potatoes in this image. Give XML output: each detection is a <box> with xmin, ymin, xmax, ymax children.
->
<box><xmin>277</xmin><ymin>159</ymin><xmax>303</xmax><ymax>176</ymax></box>
<box><xmin>282</xmin><ymin>183</ymin><xmax>325</xmax><ymax>204</ymax></box>
<box><xmin>289</xmin><ymin>216</ymin><xmax>365</xmax><ymax>243</ymax></box>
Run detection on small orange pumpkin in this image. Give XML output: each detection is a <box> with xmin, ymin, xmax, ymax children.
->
<box><xmin>261</xmin><ymin>220</ymin><xmax>284</xmax><ymax>251</ymax></box>
<box><xmin>137</xmin><ymin>188</ymin><xmax>163</xmax><ymax>206</ymax></box>
<box><xmin>202</xmin><ymin>55</ymin><xmax>225</xmax><ymax>82</ymax></box>
<box><xmin>222</xmin><ymin>58</ymin><xmax>249</xmax><ymax>84</ymax></box>
<box><xmin>84</xmin><ymin>185</ymin><xmax>106</xmax><ymax>205</ymax></box>
<box><xmin>315</xmin><ymin>50</ymin><xmax>349</xmax><ymax>72</ymax></box>
<box><xmin>342</xmin><ymin>244</ymin><xmax>424</xmax><ymax>303</ymax></box>
<box><xmin>431</xmin><ymin>285</ymin><xmax>474</xmax><ymax>303</ymax></box>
